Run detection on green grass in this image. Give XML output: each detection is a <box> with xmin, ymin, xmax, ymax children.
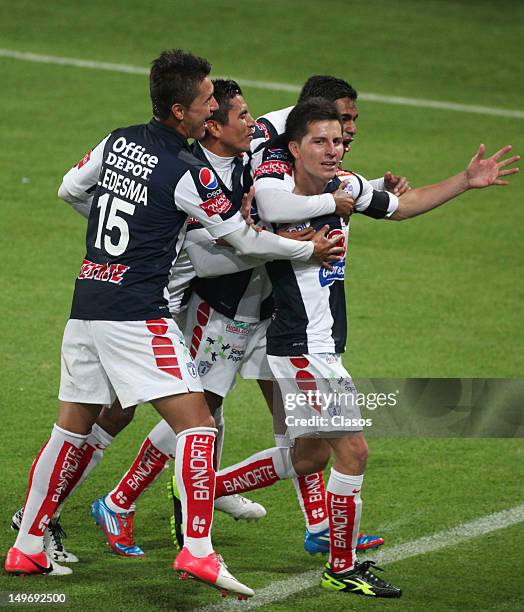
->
<box><xmin>0</xmin><ymin>0</ymin><xmax>523</xmax><ymax>610</ymax></box>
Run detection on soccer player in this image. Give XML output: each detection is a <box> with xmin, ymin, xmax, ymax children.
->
<box><xmin>9</xmin><ymin>79</ymin><xmax>354</xmax><ymax>562</ymax></box>
<box><xmin>208</xmin><ymin>98</ymin><xmax>519</xmax><ymax>598</ymax></box>
<box><xmin>4</xmin><ymin>51</ymin><xmax>344</xmax><ymax>598</ymax></box>
<box><xmin>250</xmin><ymin>75</ymin><xmax>410</xmax><ymax>555</ymax></box>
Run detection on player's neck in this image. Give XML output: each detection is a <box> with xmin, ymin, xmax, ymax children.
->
<box><xmin>293</xmin><ymin>166</ymin><xmax>329</xmax><ymax>196</ymax></box>
<box><xmin>200</xmin><ymin>137</ymin><xmax>241</xmax><ymax>160</ymax></box>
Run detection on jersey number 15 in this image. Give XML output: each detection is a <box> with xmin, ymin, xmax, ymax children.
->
<box><xmin>94</xmin><ymin>193</ymin><xmax>135</xmax><ymax>256</ymax></box>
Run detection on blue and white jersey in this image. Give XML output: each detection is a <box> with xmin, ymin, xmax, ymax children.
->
<box><xmin>253</xmin><ymin>143</ymin><xmax>398</xmax><ymax>356</ymax></box>
<box><xmin>62</xmin><ymin>119</ymin><xmax>244</xmax><ymax>321</ymax></box>
<box><xmin>250</xmin><ymin>106</ymin><xmax>293</xmax><ymax>155</ymax></box>
<box><xmin>184</xmin><ymin>142</ymin><xmax>273</xmax><ymax>323</ymax></box>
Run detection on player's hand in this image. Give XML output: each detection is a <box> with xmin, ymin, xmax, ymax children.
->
<box><xmin>277</xmin><ymin>227</ymin><xmax>316</xmax><ymax>241</ymax></box>
<box><xmin>240</xmin><ymin>186</ymin><xmax>262</xmax><ymax>232</ymax></box>
<box><xmin>332</xmin><ymin>181</ymin><xmax>355</xmax><ymax>221</ymax></box>
<box><xmin>384</xmin><ymin>170</ymin><xmax>411</xmax><ymax>195</ymax></box>
<box><xmin>311</xmin><ymin>225</ymin><xmax>345</xmax><ymax>270</ymax></box>
<box><xmin>465</xmin><ymin>144</ymin><xmax>520</xmax><ymax>188</ymax></box>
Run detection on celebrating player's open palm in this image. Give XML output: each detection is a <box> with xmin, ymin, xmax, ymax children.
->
<box><xmin>466</xmin><ymin>144</ymin><xmax>520</xmax><ymax>188</ymax></box>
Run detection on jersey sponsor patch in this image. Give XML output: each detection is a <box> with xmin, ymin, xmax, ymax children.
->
<box><xmin>77</xmin><ymin>259</ymin><xmax>130</xmax><ymax>284</ymax></box>
<box><xmin>200</xmin><ymin>192</ymin><xmax>233</xmax><ymax>217</ymax></box>
<box><xmin>253</xmin><ymin>160</ymin><xmax>293</xmax><ymax>180</ymax></box>
<box><xmin>199</xmin><ymin>167</ymin><xmax>218</xmax><ymax>190</ymax></box>
<box><xmin>254</xmin><ymin>121</ymin><xmax>271</xmax><ymax>141</ymax></box>
<box><xmin>266</xmin><ymin>147</ymin><xmax>289</xmax><ymax>161</ymax></box>
<box><xmin>77</xmin><ymin>150</ymin><xmax>91</xmax><ymax>169</ymax></box>
<box><xmin>319</xmin><ymin>259</ymin><xmax>345</xmax><ymax>287</ymax></box>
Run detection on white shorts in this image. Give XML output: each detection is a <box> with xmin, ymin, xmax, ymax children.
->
<box><xmin>59</xmin><ymin>318</ymin><xmax>202</xmax><ymax>409</ymax></box>
<box><xmin>267</xmin><ymin>353</ymin><xmax>363</xmax><ymax>439</ymax></box>
<box><xmin>184</xmin><ymin>295</ymin><xmax>273</xmax><ymax>398</ymax></box>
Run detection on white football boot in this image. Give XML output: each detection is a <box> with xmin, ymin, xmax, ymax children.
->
<box><xmin>214</xmin><ymin>494</ymin><xmax>267</xmax><ymax>521</ymax></box>
<box><xmin>11</xmin><ymin>509</ymin><xmax>79</xmax><ymax>563</ymax></box>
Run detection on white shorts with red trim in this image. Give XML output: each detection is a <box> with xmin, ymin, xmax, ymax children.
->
<box><xmin>183</xmin><ymin>295</ymin><xmax>273</xmax><ymax>398</ymax></box>
<box><xmin>59</xmin><ymin>318</ymin><xmax>202</xmax><ymax>409</ymax></box>
<box><xmin>267</xmin><ymin>353</ymin><xmax>363</xmax><ymax>439</ymax></box>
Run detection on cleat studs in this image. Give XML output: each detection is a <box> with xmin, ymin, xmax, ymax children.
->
<box><xmin>236</xmin><ymin>594</ymin><xmax>248</xmax><ymax>601</ymax></box>
<box><xmin>179</xmin><ymin>571</ymin><xmax>189</xmax><ymax>581</ymax></box>
<box><xmin>220</xmin><ymin>589</ymin><xmax>229</xmax><ymax>597</ymax></box>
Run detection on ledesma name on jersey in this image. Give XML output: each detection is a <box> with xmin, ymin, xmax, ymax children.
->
<box><xmin>98</xmin><ymin>136</ymin><xmax>159</xmax><ymax>206</ymax></box>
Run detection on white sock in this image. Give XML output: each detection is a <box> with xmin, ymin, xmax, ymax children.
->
<box><xmin>15</xmin><ymin>425</ymin><xmax>87</xmax><ymax>554</ymax></box>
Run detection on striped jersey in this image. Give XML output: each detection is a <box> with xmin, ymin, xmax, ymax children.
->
<box><xmin>252</xmin><ymin>142</ymin><xmax>399</xmax><ymax>356</ymax></box>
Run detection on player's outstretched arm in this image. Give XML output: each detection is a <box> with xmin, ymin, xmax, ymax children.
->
<box><xmin>390</xmin><ymin>144</ymin><xmax>519</xmax><ymax>221</ymax></box>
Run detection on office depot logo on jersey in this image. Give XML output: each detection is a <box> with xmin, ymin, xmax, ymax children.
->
<box><xmin>200</xmin><ymin>192</ymin><xmax>232</xmax><ymax>218</ymax></box>
<box><xmin>199</xmin><ymin>167</ymin><xmax>218</xmax><ymax>190</ymax></box>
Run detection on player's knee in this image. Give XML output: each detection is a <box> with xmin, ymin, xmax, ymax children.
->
<box><xmin>200</xmin><ymin>414</ymin><xmax>216</xmax><ymax>431</ymax></box>
<box><xmin>349</xmin><ymin>435</ymin><xmax>368</xmax><ymax>468</ymax></box>
<box><xmin>293</xmin><ymin>439</ymin><xmax>330</xmax><ymax>474</ymax></box>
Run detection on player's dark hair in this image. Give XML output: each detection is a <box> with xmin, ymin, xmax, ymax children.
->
<box><xmin>286</xmin><ymin>98</ymin><xmax>342</xmax><ymax>144</ymax></box>
<box><xmin>150</xmin><ymin>49</ymin><xmax>212</xmax><ymax>121</ymax></box>
<box><xmin>210</xmin><ymin>79</ymin><xmax>243</xmax><ymax>125</ymax></box>
<box><xmin>298</xmin><ymin>75</ymin><xmax>357</xmax><ymax>103</ymax></box>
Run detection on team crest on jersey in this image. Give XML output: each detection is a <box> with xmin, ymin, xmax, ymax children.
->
<box><xmin>198</xmin><ymin>360</ymin><xmax>213</xmax><ymax>376</ymax></box>
<box><xmin>186</xmin><ymin>360</ymin><xmax>198</xmax><ymax>378</ymax></box>
<box><xmin>199</xmin><ymin>167</ymin><xmax>218</xmax><ymax>189</ymax></box>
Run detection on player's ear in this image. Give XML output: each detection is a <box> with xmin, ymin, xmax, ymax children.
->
<box><xmin>171</xmin><ymin>103</ymin><xmax>185</xmax><ymax>121</ymax></box>
<box><xmin>205</xmin><ymin>119</ymin><xmax>221</xmax><ymax>138</ymax></box>
<box><xmin>288</xmin><ymin>140</ymin><xmax>300</xmax><ymax>160</ymax></box>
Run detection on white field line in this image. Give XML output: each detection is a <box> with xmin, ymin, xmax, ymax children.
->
<box><xmin>1</xmin><ymin>48</ymin><xmax>524</xmax><ymax>120</ymax></box>
<box><xmin>196</xmin><ymin>503</ymin><xmax>524</xmax><ymax>611</ymax></box>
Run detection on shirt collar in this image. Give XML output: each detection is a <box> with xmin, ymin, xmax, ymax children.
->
<box><xmin>147</xmin><ymin>118</ymin><xmax>190</xmax><ymax>150</ymax></box>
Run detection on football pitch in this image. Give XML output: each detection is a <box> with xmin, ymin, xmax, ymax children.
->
<box><xmin>0</xmin><ymin>0</ymin><xmax>523</xmax><ymax>610</ymax></box>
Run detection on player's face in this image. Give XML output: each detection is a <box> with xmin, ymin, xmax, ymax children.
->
<box><xmin>334</xmin><ymin>97</ymin><xmax>359</xmax><ymax>154</ymax></box>
<box><xmin>182</xmin><ymin>78</ymin><xmax>219</xmax><ymax>140</ymax></box>
<box><xmin>217</xmin><ymin>95</ymin><xmax>255</xmax><ymax>155</ymax></box>
<box><xmin>291</xmin><ymin>120</ymin><xmax>344</xmax><ymax>184</ymax></box>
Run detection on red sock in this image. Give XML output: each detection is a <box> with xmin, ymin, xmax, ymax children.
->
<box><xmin>107</xmin><ymin>437</ymin><xmax>169</xmax><ymax>512</ymax></box>
<box><xmin>326</xmin><ymin>469</ymin><xmax>363</xmax><ymax>573</ymax></box>
<box><xmin>293</xmin><ymin>471</ymin><xmax>329</xmax><ymax>532</ymax></box>
<box><xmin>215</xmin><ymin>447</ymin><xmax>295</xmax><ymax>498</ymax></box>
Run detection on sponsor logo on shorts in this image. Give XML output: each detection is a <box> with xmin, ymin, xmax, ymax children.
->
<box><xmin>198</xmin><ymin>360</ymin><xmax>213</xmax><ymax>376</ymax></box>
<box><xmin>200</xmin><ymin>192</ymin><xmax>232</xmax><ymax>218</ymax></box>
<box><xmin>227</xmin><ymin>347</ymin><xmax>245</xmax><ymax>363</ymax></box>
<box><xmin>186</xmin><ymin>361</ymin><xmax>197</xmax><ymax>378</ymax></box>
<box><xmin>226</xmin><ymin>322</ymin><xmax>249</xmax><ymax>336</ymax></box>
<box><xmin>199</xmin><ymin>167</ymin><xmax>218</xmax><ymax>189</ymax></box>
